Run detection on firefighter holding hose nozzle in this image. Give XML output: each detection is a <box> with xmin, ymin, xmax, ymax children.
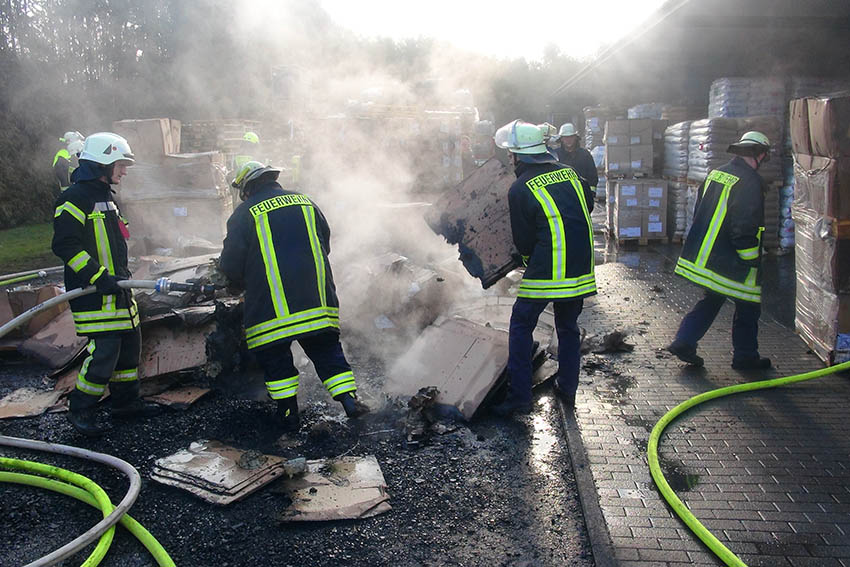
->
<box><xmin>52</xmin><ymin>132</ymin><xmax>162</xmax><ymax>436</ymax></box>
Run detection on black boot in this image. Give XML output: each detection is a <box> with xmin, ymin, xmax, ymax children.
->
<box><xmin>667</xmin><ymin>341</ymin><xmax>705</xmax><ymax>367</ymax></box>
<box><xmin>112</xmin><ymin>399</ymin><xmax>163</xmax><ymax>420</ymax></box>
<box><xmin>490</xmin><ymin>397</ymin><xmax>533</xmax><ymax>417</ymax></box>
<box><xmin>335</xmin><ymin>392</ymin><xmax>369</xmax><ymax>418</ymax></box>
<box><xmin>552</xmin><ymin>380</ymin><xmax>576</xmax><ymax>409</ymax></box>
<box><xmin>276</xmin><ymin>398</ymin><xmax>300</xmax><ymax>432</ymax></box>
<box><xmin>68</xmin><ymin>407</ymin><xmax>110</xmax><ymax>436</ymax></box>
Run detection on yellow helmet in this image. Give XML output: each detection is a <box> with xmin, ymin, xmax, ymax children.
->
<box><xmin>243</xmin><ymin>131</ymin><xmax>259</xmax><ymax>144</ymax></box>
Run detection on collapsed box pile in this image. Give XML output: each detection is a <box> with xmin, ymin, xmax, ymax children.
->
<box><xmin>790</xmin><ymin>91</ymin><xmax>850</xmax><ymax>363</ymax></box>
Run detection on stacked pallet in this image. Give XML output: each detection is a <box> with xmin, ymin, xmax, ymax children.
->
<box><xmin>790</xmin><ymin>92</ymin><xmax>850</xmax><ymax>364</ymax></box>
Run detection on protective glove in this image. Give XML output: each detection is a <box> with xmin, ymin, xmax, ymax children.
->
<box><xmin>94</xmin><ymin>273</ymin><xmax>124</xmax><ymax>295</ymax></box>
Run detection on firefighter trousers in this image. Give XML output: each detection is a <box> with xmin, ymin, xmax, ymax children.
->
<box><xmin>253</xmin><ymin>331</ymin><xmax>357</xmax><ymax>402</ymax></box>
<box><xmin>507</xmin><ymin>298</ymin><xmax>584</xmax><ymax>403</ymax></box>
<box><xmin>70</xmin><ymin>327</ymin><xmax>142</xmax><ymax>412</ymax></box>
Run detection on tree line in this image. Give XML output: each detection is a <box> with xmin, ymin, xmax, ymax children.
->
<box><xmin>0</xmin><ymin>0</ymin><xmax>586</xmax><ymax>228</ymax></box>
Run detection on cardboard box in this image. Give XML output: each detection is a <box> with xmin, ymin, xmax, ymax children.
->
<box><xmin>7</xmin><ymin>285</ymin><xmax>67</xmax><ymax>337</ymax></box>
<box><xmin>605</xmin><ymin>146</ymin><xmax>631</xmax><ymax>175</ymax></box>
<box><xmin>641</xmin><ymin>180</ymin><xmax>668</xmax><ymax>211</ymax></box>
<box><xmin>113</xmin><ymin>119</ymin><xmax>179</xmax><ymax>161</ymax></box>
<box><xmin>795</xmin><ymin>277</ymin><xmax>850</xmax><ymax>364</ymax></box>
<box><xmin>630</xmin><ymin>145</ymin><xmax>654</xmax><ymax>175</ymax></box>
<box><xmin>629</xmin><ymin>119</ymin><xmax>653</xmax><ymax>145</ymax></box>
<box><xmin>604</xmin><ymin>120</ymin><xmax>630</xmax><ymax>146</ymax></box>
<box><xmin>644</xmin><ymin>211</ymin><xmax>666</xmax><ymax>237</ymax></box>
<box><xmin>789</xmin><ymin>98</ymin><xmax>812</xmax><ymax>155</ymax></box>
<box><xmin>793</xmin><ymin>154</ymin><xmax>850</xmax><ymax>219</ymax></box>
<box><xmin>806</xmin><ymin>93</ymin><xmax>850</xmax><ymax>157</ymax></box>
<box><xmin>613</xmin><ymin>181</ymin><xmax>643</xmax><ymax>239</ymax></box>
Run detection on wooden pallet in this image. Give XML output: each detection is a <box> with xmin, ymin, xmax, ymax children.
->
<box><xmin>613</xmin><ymin>235</ymin><xmax>670</xmax><ymax>246</ymax></box>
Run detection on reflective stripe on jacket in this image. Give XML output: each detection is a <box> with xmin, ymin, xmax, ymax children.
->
<box><xmin>52</xmin><ymin>177</ymin><xmax>138</xmax><ymax>335</ymax></box>
<box><xmin>219</xmin><ymin>181</ymin><xmax>340</xmax><ymax>350</ymax></box>
<box><xmin>53</xmin><ymin>149</ymin><xmax>73</xmax><ymax>190</ymax></box>
<box><xmin>508</xmin><ymin>161</ymin><xmax>596</xmax><ymax>301</ymax></box>
<box><xmin>675</xmin><ymin>157</ymin><xmax>765</xmax><ymax>303</ymax></box>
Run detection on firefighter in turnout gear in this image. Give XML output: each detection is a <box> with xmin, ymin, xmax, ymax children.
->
<box><xmin>220</xmin><ymin>161</ymin><xmax>369</xmax><ymax>431</ymax></box>
<box><xmin>555</xmin><ymin>123</ymin><xmax>598</xmax><ymax>205</ymax></box>
<box><xmin>52</xmin><ymin>132</ymin><xmax>161</xmax><ymax>436</ymax></box>
<box><xmin>667</xmin><ymin>131</ymin><xmax>772</xmax><ymax>370</ymax></box>
<box><xmin>53</xmin><ymin>131</ymin><xmax>85</xmax><ymax>197</ymax></box>
<box><xmin>489</xmin><ymin>120</ymin><xmax>596</xmax><ymax>416</ymax></box>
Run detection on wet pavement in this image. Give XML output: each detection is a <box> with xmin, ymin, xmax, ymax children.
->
<box><xmin>572</xmin><ymin>216</ymin><xmax>850</xmax><ymax>566</ymax></box>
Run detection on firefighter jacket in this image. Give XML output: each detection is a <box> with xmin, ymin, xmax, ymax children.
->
<box><xmin>675</xmin><ymin>157</ymin><xmax>765</xmax><ymax>303</ymax></box>
<box><xmin>556</xmin><ymin>146</ymin><xmax>598</xmax><ymax>199</ymax></box>
<box><xmin>52</xmin><ymin>161</ymin><xmax>139</xmax><ymax>336</ymax></box>
<box><xmin>52</xmin><ymin>148</ymin><xmax>73</xmax><ymax>190</ymax></box>
<box><xmin>508</xmin><ymin>161</ymin><xmax>596</xmax><ymax>302</ymax></box>
<box><xmin>220</xmin><ymin>181</ymin><xmax>340</xmax><ymax>350</ymax></box>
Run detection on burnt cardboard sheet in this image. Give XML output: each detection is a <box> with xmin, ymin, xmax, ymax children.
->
<box><xmin>140</xmin><ymin>319</ymin><xmax>215</xmax><ymax>378</ymax></box>
<box><xmin>387</xmin><ymin>316</ymin><xmax>510</xmax><ymax>419</ymax></box>
<box><xmin>0</xmin><ymin>368</ymin><xmax>77</xmax><ymax>419</ymax></box>
<box><xmin>18</xmin><ymin>309</ymin><xmax>88</xmax><ymax>368</ymax></box>
<box><xmin>151</xmin><ymin>440</ymin><xmax>287</xmax><ymax>505</ymax></box>
<box><xmin>425</xmin><ymin>158</ymin><xmax>519</xmax><ymax>288</ymax></box>
<box><xmin>145</xmin><ymin>386</ymin><xmax>210</xmax><ymax>409</ymax></box>
<box><xmin>276</xmin><ymin>456</ymin><xmax>391</xmax><ymax>522</ymax></box>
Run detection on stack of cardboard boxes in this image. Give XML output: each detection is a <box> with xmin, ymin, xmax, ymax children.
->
<box><xmin>610</xmin><ymin>179</ymin><xmax>669</xmax><ymax>244</ymax></box>
<box><xmin>604</xmin><ymin>118</ymin><xmax>670</xmax><ymax>243</ymax></box>
<box><xmin>790</xmin><ymin>92</ymin><xmax>850</xmax><ymax>364</ymax></box>
<box><xmin>113</xmin><ymin>119</ymin><xmax>231</xmax><ymax>256</ymax></box>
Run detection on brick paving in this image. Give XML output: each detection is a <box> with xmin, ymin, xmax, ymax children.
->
<box><xmin>570</xmin><ymin>247</ymin><xmax>850</xmax><ymax>566</ymax></box>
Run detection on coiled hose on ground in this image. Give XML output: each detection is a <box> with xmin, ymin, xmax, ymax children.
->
<box><xmin>648</xmin><ymin>359</ymin><xmax>850</xmax><ymax>567</ymax></box>
<box><xmin>0</xmin><ymin>435</ymin><xmax>174</xmax><ymax>567</ymax></box>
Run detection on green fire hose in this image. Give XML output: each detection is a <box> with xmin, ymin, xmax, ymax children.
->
<box><xmin>648</xmin><ymin>359</ymin><xmax>850</xmax><ymax>567</ymax></box>
<box><xmin>0</xmin><ymin>436</ymin><xmax>174</xmax><ymax>567</ymax></box>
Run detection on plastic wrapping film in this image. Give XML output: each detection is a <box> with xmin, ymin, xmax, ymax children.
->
<box><xmin>687</xmin><ymin>117</ymin><xmax>782</xmax><ymax>184</ymax></box>
<box><xmin>683</xmin><ymin>184</ymin><xmax>699</xmax><ymax>239</ymax></box>
<box><xmin>708</xmin><ymin>77</ymin><xmax>787</xmax><ymax>119</ymax></box>
<box><xmin>662</xmin><ymin>121</ymin><xmax>691</xmax><ymax>179</ymax></box>
<box><xmin>793</xmin><ymin>202</ymin><xmax>850</xmax><ymax>363</ymax></box>
<box><xmin>795</xmin><ymin>268</ymin><xmax>850</xmax><ymax>364</ymax></box>
<box><xmin>792</xmin><ymin>204</ymin><xmax>850</xmax><ymax>293</ymax></box>
<box><xmin>583</xmin><ymin>105</ymin><xmax>625</xmax><ymax>155</ymax></box>
<box><xmin>628</xmin><ymin>102</ymin><xmax>666</xmax><ymax>120</ymax></box>
<box><xmin>666</xmin><ymin>180</ymin><xmax>689</xmax><ymax>238</ymax></box>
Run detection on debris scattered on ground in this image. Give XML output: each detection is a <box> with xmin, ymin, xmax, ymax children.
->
<box><xmin>403</xmin><ymin>386</ymin><xmax>459</xmax><ymax>449</ymax></box>
<box><xmin>649</xmin><ymin>285</ymin><xmax>664</xmax><ymax>293</ymax></box>
<box><xmin>582</xmin><ymin>330</ymin><xmax>635</xmax><ymax>354</ymax></box>
<box><xmin>275</xmin><ymin>455</ymin><xmax>391</xmax><ymax>522</ymax></box>
<box><xmin>0</xmin><ymin>387</ymin><xmax>65</xmax><ymax>419</ymax></box>
<box><xmin>151</xmin><ymin>440</ymin><xmax>292</xmax><ymax>505</ymax></box>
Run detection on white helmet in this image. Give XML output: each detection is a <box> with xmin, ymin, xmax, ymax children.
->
<box><xmin>79</xmin><ymin>132</ymin><xmax>135</xmax><ymax>165</ymax></box>
<box><xmin>494</xmin><ymin>120</ymin><xmax>557</xmax><ymax>164</ymax></box>
<box><xmin>67</xmin><ymin>140</ymin><xmax>84</xmax><ymax>156</ymax></box>
<box><xmin>538</xmin><ymin>122</ymin><xmax>558</xmax><ymax>141</ymax></box>
<box><xmin>558</xmin><ymin>123</ymin><xmax>578</xmax><ymax>137</ymax></box>
<box><xmin>494</xmin><ymin>120</ymin><xmax>547</xmax><ymax>154</ymax></box>
<box><xmin>61</xmin><ymin>131</ymin><xmax>84</xmax><ymax>144</ymax></box>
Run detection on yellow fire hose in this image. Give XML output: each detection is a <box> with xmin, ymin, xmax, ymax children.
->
<box><xmin>648</xmin><ymin>359</ymin><xmax>850</xmax><ymax>567</ymax></box>
<box><xmin>0</xmin><ymin>436</ymin><xmax>174</xmax><ymax>567</ymax></box>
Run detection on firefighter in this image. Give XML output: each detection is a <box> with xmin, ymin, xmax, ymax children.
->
<box><xmin>667</xmin><ymin>131</ymin><xmax>772</xmax><ymax>370</ymax></box>
<box><xmin>489</xmin><ymin>120</ymin><xmax>596</xmax><ymax>416</ymax></box>
<box><xmin>52</xmin><ymin>131</ymin><xmax>85</xmax><ymax>197</ymax></box>
<box><xmin>52</xmin><ymin>132</ymin><xmax>161</xmax><ymax>436</ymax></box>
<box><xmin>219</xmin><ymin>161</ymin><xmax>369</xmax><ymax>431</ymax></box>
<box><xmin>555</xmin><ymin>123</ymin><xmax>598</xmax><ymax>207</ymax></box>
<box><xmin>233</xmin><ymin>131</ymin><xmax>260</xmax><ymax>172</ymax></box>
